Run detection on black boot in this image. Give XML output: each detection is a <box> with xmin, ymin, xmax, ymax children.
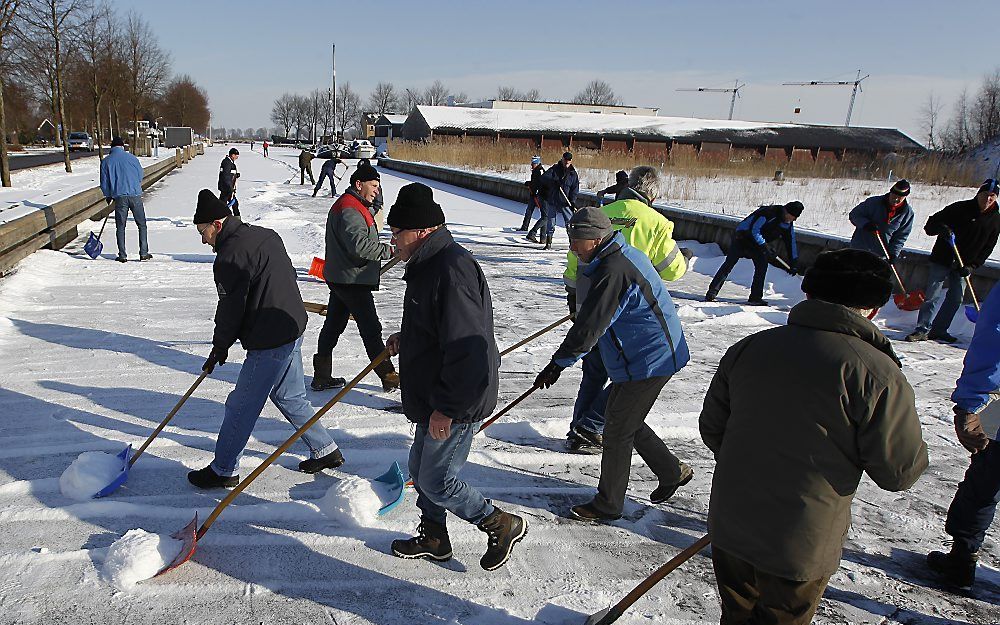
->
<box><xmin>478</xmin><ymin>507</ymin><xmax>528</xmax><ymax>570</ymax></box>
<box><xmin>544</xmin><ymin>235</ymin><xmax>552</xmax><ymax>250</ymax></box>
<box><xmin>391</xmin><ymin>520</ymin><xmax>452</xmax><ymax>561</ymax></box>
<box><xmin>187</xmin><ymin>465</ymin><xmax>238</xmax><ymax>489</ymax></box>
<box><xmin>311</xmin><ymin>354</ymin><xmax>346</xmax><ymax>391</ymax></box>
<box><xmin>566</xmin><ymin>427</ymin><xmax>603</xmax><ymax>454</ymax></box>
<box><xmin>312</xmin><ymin>189</ymin><xmax>318</xmax><ymax>197</ymax></box>
<box><xmin>650</xmin><ymin>463</ymin><xmax>694</xmax><ymax>504</ymax></box>
<box><xmin>375</xmin><ymin>360</ymin><xmax>400</xmax><ymax>392</ymax></box>
<box><xmin>298</xmin><ymin>448</ymin><xmax>345</xmax><ymax>474</ymax></box>
<box><xmin>927</xmin><ymin>547</ymin><xmax>978</xmax><ymax>589</ymax></box>
<box><xmin>525</xmin><ymin>231</ymin><xmax>540</xmax><ymax>244</ymax></box>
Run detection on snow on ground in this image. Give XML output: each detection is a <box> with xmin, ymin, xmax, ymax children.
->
<box><xmin>0</xmin><ymin>145</ymin><xmax>997</xmax><ymax>624</ymax></box>
<box><xmin>0</xmin><ymin>150</ymin><xmax>174</xmax><ymax>226</ymax></box>
<box><xmin>473</xmin><ymin>163</ymin><xmax>997</xmax><ymax>260</ymax></box>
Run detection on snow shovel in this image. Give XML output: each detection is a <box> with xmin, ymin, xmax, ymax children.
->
<box><xmin>155</xmin><ymin>351</ymin><xmax>390</xmax><ymax>576</ymax></box>
<box><xmin>584</xmin><ymin>533</ymin><xmax>711</xmax><ymax>625</ymax></box>
<box><xmin>303</xmin><ymin>257</ymin><xmax>401</xmax><ymax>316</ymax></box>
<box><xmin>949</xmin><ymin>232</ymin><xmax>981</xmax><ymax>323</ymax></box>
<box><xmin>374</xmin><ymin>460</ymin><xmax>406</xmax><ymax>516</ymax></box>
<box><xmin>84</xmin><ymin>211</ymin><xmax>112</xmax><ymax>259</ymax></box>
<box><xmin>873</xmin><ymin>231</ymin><xmax>924</xmax><ymax>311</ymax></box>
<box><xmin>94</xmin><ymin>369</ymin><xmax>210</xmax><ymax>498</ymax></box>
<box><xmin>500</xmin><ymin>314</ymin><xmax>571</xmax><ymax>357</ymax></box>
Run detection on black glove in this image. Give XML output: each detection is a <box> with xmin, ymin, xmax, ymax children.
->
<box><xmin>762</xmin><ymin>246</ymin><xmax>778</xmax><ymax>261</ymax></box>
<box><xmin>786</xmin><ymin>262</ymin><xmax>798</xmax><ymax>276</ymax></box>
<box><xmin>886</xmin><ymin>253</ymin><xmax>897</xmax><ymax>263</ymax></box>
<box><xmin>954</xmin><ymin>409</ymin><xmax>989</xmax><ymax>454</ymax></box>
<box><xmin>203</xmin><ymin>347</ymin><xmax>228</xmax><ymax>374</ymax></box>
<box><xmin>534</xmin><ymin>361</ymin><xmax>564</xmax><ymax>389</ymax></box>
<box><xmin>567</xmin><ymin>290</ymin><xmax>577</xmax><ymax>320</ymax></box>
<box><xmin>862</xmin><ymin>222</ymin><xmax>880</xmax><ymax>232</ymax></box>
<box><xmin>105</xmin><ymin>197</ymin><xmax>114</xmax><ymax>206</ymax></box>
<box><xmin>957</xmin><ymin>266</ymin><xmax>972</xmax><ymax>278</ymax></box>
<box><xmin>235</xmin><ymin>172</ymin><xmax>241</xmax><ymax>179</ymax></box>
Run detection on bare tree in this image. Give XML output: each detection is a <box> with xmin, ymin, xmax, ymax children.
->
<box><xmin>270</xmin><ymin>93</ymin><xmax>294</xmax><ymax>138</ymax></box>
<box><xmin>423</xmin><ymin>80</ymin><xmax>450</xmax><ymax>106</ymax></box>
<box><xmin>941</xmin><ymin>88</ymin><xmax>974</xmax><ymax>152</ymax></box>
<box><xmin>971</xmin><ymin>69</ymin><xmax>1000</xmax><ymax>146</ymax></box>
<box><xmin>336</xmin><ymin>82</ymin><xmax>361</xmax><ymax>138</ymax></box>
<box><xmin>160</xmin><ymin>74</ymin><xmax>209</xmax><ymax>131</ymax></box>
<box><xmin>290</xmin><ymin>94</ymin><xmax>309</xmax><ymax>140</ymax></box>
<box><xmin>77</xmin><ymin>1</ymin><xmax>117</xmax><ymax>158</ymax></box>
<box><xmin>402</xmin><ymin>86</ymin><xmax>424</xmax><ymax>110</ymax></box>
<box><xmin>367</xmin><ymin>81</ymin><xmax>399</xmax><ymax>115</ymax></box>
<box><xmin>0</xmin><ymin>0</ymin><xmax>19</xmax><ymax>186</ymax></box>
<box><xmin>917</xmin><ymin>92</ymin><xmax>944</xmax><ymax>150</ymax></box>
<box><xmin>122</xmin><ymin>10</ymin><xmax>170</xmax><ymax>152</ymax></box>
<box><xmin>308</xmin><ymin>89</ymin><xmax>326</xmax><ymax>142</ymax></box>
<box><xmin>317</xmin><ymin>89</ymin><xmax>334</xmax><ymax>142</ymax></box>
<box><xmin>496</xmin><ymin>85</ymin><xmax>518</xmax><ymax>100</ymax></box>
<box><xmin>573</xmin><ymin>79</ymin><xmax>621</xmax><ymax>106</ymax></box>
<box><xmin>522</xmin><ymin>88</ymin><xmax>541</xmax><ymax>102</ymax></box>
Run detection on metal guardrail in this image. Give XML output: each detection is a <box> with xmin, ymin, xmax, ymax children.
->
<box><xmin>0</xmin><ymin>145</ymin><xmax>203</xmax><ymax>276</ymax></box>
<box><xmin>378</xmin><ymin>157</ymin><xmax>1000</xmax><ymax>298</ymax></box>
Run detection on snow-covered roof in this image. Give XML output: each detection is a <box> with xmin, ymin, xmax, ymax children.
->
<box><xmin>376</xmin><ymin>114</ymin><xmax>408</xmax><ymax>126</ymax></box>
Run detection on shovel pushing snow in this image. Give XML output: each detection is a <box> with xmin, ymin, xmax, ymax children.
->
<box><xmin>155</xmin><ymin>351</ymin><xmax>391</xmax><ymax>577</ymax></box>
<box><xmin>872</xmin><ymin>231</ymin><xmax>924</xmax><ymax>311</ymax></box>
<box><xmin>84</xmin><ymin>211</ymin><xmax>112</xmax><ymax>259</ymax></box>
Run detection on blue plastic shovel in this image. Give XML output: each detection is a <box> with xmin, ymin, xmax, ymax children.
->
<box><xmin>84</xmin><ymin>212</ymin><xmax>112</xmax><ymax>259</ymax></box>
<box><xmin>375</xmin><ymin>461</ymin><xmax>406</xmax><ymax>516</ymax></box>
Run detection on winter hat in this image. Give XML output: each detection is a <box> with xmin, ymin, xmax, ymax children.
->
<box><xmin>110</xmin><ymin>137</ymin><xmax>125</xmax><ymax>147</ymax></box>
<box><xmin>615</xmin><ymin>170</ymin><xmax>628</xmax><ymax>184</ymax></box>
<box><xmin>562</xmin><ymin>151</ymin><xmax>573</xmax><ymax>161</ymax></box>
<box><xmin>228</xmin><ymin>148</ymin><xmax>239</xmax><ymax>156</ymax></box>
<box><xmin>567</xmin><ymin>206</ymin><xmax>612</xmax><ymax>240</ymax></box>
<box><xmin>979</xmin><ymin>178</ymin><xmax>1000</xmax><ymax>196</ymax></box>
<box><xmin>890</xmin><ymin>179</ymin><xmax>911</xmax><ymax>196</ymax></box>
<box><xmin>350</xmin><ymin>161</ymin><xmax>380</xmax><ymax>185</ymax></box>
<box><xmin>387</xmin><ymin>183</ymin><xmax>445</xmax><ymax>229</ymax></box>
<box><xmin>531</xmin><ymin>156</ymin><xmax>542</xmax><ymax>166</ymax></box>
<box><xmin>784</xmin><ymin>201</ymin><xmax>804</xmax><ymax>217</ymax></box>
<box><xmin>801</xmin><ymin>249</ymin><xmax>892</xmax><ymax>309</ymax></box>
<box><xmin>193</xmin><ymin>189</ymin><xmax>232</xmax><ymax>224</ymax></box>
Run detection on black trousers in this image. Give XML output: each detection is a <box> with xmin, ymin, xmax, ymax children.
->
<box><xmin>708</xmin><ymin>238</ymin><xmax>769</xmax><ymax>301</ymax></box>
<box><xmin>219</xmin><ymin>190</ymin><xmax>240</xmax><ymax>217</ymax></box>
<box><xmin>317</xmin><ymin>284</ymin><xmax>387</xmax><ymax>363</ymax></box>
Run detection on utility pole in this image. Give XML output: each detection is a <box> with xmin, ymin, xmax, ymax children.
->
<box><xmin>676</xmin><ymin>80</ymin><xmax>745</xmax><ymax>120</ymax></box>
<box><xmin>331</xmin><ymin>43</ymin><xmax>337</xmax><ymax>142</ymax></box>
<box><xmin>783</xmin><ymin>69</ymin><xmax>869</xmax><ymax>126</ymax></box>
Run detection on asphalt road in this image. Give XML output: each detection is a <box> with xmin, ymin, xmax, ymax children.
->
<box><xmin>8</xmin><ymin>150</ymin><xmax>98</xmax><ymax>171</ymax></box>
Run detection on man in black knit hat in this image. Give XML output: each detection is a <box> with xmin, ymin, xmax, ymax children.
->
<box><xmin>188</xmin><ymin>189</ymin><xmax>343</xmax><ymax>488</ymax></box>
<box><xmin>384</xmin><ymin>182</ymin><xmax>527</xmax><ymax>571</ymax></box>
<box><xmin>700</xmin><ymin>249</ymin><xmax>928</xmax><ymax>625</ymax></box>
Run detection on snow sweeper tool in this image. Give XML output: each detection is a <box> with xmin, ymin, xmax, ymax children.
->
<box><xmin>873</xmin><ymin>231</ymin><xmax>924</xmax><ymax>311</ymax></box>
<box><xmin>94</xmin><ymin>369</ymin><xmax>210</xmax><ymax>498</ymax></box>
<box><xmin>374</xmin><ymin>461</ymin><xmax>406</xmax><ymax>516</ymax></box>
<box><xmin>157</xmin><ymin>351</ymin><xmax>391</xmax><ymax>576</ymax></box>
<box><xmin>949</xmin><ymin>232</ymin><xmax>981</xmax><ymax>323</ymax></box>
<box><xmin>83</xmin><ymin>211</ymin><xmax>112</xmax><ymax>259</ymax></box>
<box><xmin>583</xmin><ymin>533</ymin><xmax>710</xmax><ymax>625</ymax></box>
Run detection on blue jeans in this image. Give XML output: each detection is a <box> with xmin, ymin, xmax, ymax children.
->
<box><xmin>408</xmin><ymin>422</ymin><xmax>494</xmax><ymax>526</ymax></box>
<box><xmin>314</xmin><ymin>169</ymin><xmax>337</xmax><ymax>196</ymax></box>
<box><xmin>916</xmin><ymin>261</ymin><xmax>967</xmax><ymax>334</ymax></box>
<box><xmin>945</xmin><ymin>441</ymin><xmax>1000</xmax><ymax>554</ymax></box>
<box><xmin>570</xmin><ymin>349</ymin><xmax>611</xmax><ymax>435</ymax></box>
<box><xmin>211</xmin><ymin>336</ymin><xmax>338</xmax><ymax>477</ymax></box>
<box><xmin>113</xmin><ymin>195</ymin><xmax>148</xmax><ymax>259</ymax></box>
<box><xmin>544</xmin><ymin>201</ymin><xmax>574</xmax><ymax>237</ymax></box>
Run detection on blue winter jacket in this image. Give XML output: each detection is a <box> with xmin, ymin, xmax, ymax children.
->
<box><xmin>99</xmin><ymin>146</ymin><xmax>144</xmax><ymax>199</ymax></box>
<box><xmin>952</xmin><ymin>285</ymin><xmax>1000</xmax><ymax>441</ymax></box>
<box><xmin>848</xmin><ymin>195</ymin><xmax>914</xmax><ymax>260</ymax></box>
<box><xmin>735</xmin><ymin>205</ymin><xmax>798</xmax><ymax>261</ymax></box>
<box><xmin>540</xmin><ymin>161</ymin><xmax>580</xmax><ymax>209</ymax></box>
<box><xmin>552</xmin><ymin>232</ymin><xmax>690</xmax><ymax>382</ymax></box>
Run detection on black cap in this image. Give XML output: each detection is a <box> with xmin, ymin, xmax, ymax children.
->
<box><xmin>890</xmin><ymin>179</ymin><xmax>911</xmax><ymax>196</ymax></box>
<box><xmin>229</xmin><ymin>148</ymin><xmax>239</xmax><ymax>156</ymax></box>
<box><xmin>979</xmin><ymin>179</ymin><xmax>999</xmax><ymax>195</ymax></box>
<box><xmin>350</xmin><ymin>162</ymin><xmax>380</xmax><ymax>185</ymax></box>
<box><xmin>193</xmin><ymin>189</ymin><xmax>232</xmax><ymax>224</ymax></box>
<box><xmin>784</xmin><ymin>201</ymin><xmax>804</xmax><ymax>217</ymax></box>
<box><xmin>801</xmin><ymin>249</ymin><xmax>892</xmax><ymax>309</ymax></box>
<box><xmin>562</xmin><ymin>151</ymin><xmax>573</xmax><ymax>161</ymax></box>
<box><xmin>615</xmin><ymin>170</ymin><xmax>628</xmax><ymax>183</ymax></box>
<box><xmin>110</xmin><ymin>137</ymin><xmax>125</xmax><ymax>147</ymax></box>
<box><xmin>387</xmin><ymin>183</ymin><xmax>445</xmax><ymax>230</ymax></box>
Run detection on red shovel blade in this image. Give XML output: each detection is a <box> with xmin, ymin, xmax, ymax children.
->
<box><xmin>155</xmin><ymin>513</ymin><xmax>198</xmax><ymax>577</ymax></box>
<box><xmin>894</xmin><ymin>290</ymin><xmax>925</xmax><ymax>312</ymax></box>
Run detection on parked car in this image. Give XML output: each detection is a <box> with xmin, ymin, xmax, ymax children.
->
<box><xmin>315</xmin><ymin>143</ymin><xmax>350</xmax><ymax>160</ymax></box>
<box><xmin>68</xmin><ymin>132</ymin><xmax>93</xmax><ymax>151</ymax></box>
<box><xmin>351</xmin><ymin>139</ymin><xmax>376</xmax><ymax>159</ymax></box>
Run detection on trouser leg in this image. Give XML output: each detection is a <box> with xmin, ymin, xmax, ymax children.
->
<box><xmin>945</xmin><ymin>441</ymin><xmax>1000</xmax><ymax>555</ymax></box>
<box><xmin>269</xmin><ymin>336</ymin><xmax>338</xmax><ymax>458</ymax></box>
<box><xmin>316</xmin><ymin>285</ymin><xmax>352</xmax><ymax>356</ymax></box>
<box><xmin>915</xmin><ymin>262</ymin><xmax>950</xmax><ymax>332</ymax></box>
<box><xmin>114</xmin><ymin>197</ymin><xmax>128</xmax><ymax>258</ymax></box>
<box><xmin>930</xmin><ymin>267</ymin><xmax>967</xmax><ymax>335</ymax></box>
<box><xmin>129</xmin><ymin>196</ymin><xmax>149</xmax><ymax>256</ymax></box>
<box><xmin>211</xmin><ymin>348</ymin><xmax>282</xmax><ymax>476</ymax></box>
<box><xmin>411</xmin><ymin>423</ymin><xmax>494</xmax><ymax>525</ymax></box>
<box><xmin>570</xmin><ymin>349</ymin><xmax>610</xmax><ymax>435</ymax></box>
<box><xmin>330</xmin><ymin>285</ymin><xmax>389</xmax><ymax>363</ymax></box>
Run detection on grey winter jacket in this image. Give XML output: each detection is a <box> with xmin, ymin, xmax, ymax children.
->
<box><xmin>848</xmin><ymin>194</ymin><xmax>914</xmax><ymax>260</ymax></box>
<box><xmin>323</xmin><ymin>188</ymin><xmax>392</xmax><ymax>287</ymax></box>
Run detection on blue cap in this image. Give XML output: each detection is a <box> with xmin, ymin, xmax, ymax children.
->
<box><xmin>980</xmin><ymin>179</ymin><xmax>1000</xmax><ymax>195</ymax></box>
<box><xmin>530</xmin><ymin>156</ymin><xmax>541</xmax><ymax>165</ymax></box>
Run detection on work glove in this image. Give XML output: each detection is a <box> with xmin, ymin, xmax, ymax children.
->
<box><xmin>957</xmin><ymin>266</ymin><xmax>972</xmax><ymax>278</ymax></box>
<box><xmin>762</xmin><ymin>246</ymin><xmax>778</xmax><ymax>261</ymax></box>
<box><xmin>105</xmin><ymin>197</ymin><xmax>114</xmax><ymax>206</ymax></box>
<box><xmin>954</xmin><ymin>408</ymin><xmax>990</xmax><ymax>454</ymax></box>
<box><xmin>203</xmin><ymin>347</ymin><xmax>228</xmax><ymax>374</ymax></box>
<box><xmin>862</xmin><ymin>222</ymin><xmax>880</xmax><ymax>232</ymax></box>
<box><xmin>534</xmin><ymin>361</ymin><xmax>565</xmax><ymax>389</ymax></box>
<box><xmin>235</xmin><ymin>172</ymin><xmax>241</xmax><ymax>179</ymax></box>
<box><xmin>886</xmin><ymin>253</ymin><xmax>897</xmax><ymax>263</ymax></box>
<box><xmin>786</xmin><ymin>261</ymin><xmax>799</xmax><ymax>276</ymax></box>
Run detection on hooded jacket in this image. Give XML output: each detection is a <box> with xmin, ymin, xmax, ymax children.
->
<box><xmin>700</xmin><ymin>299</ymin><xmax>928</xmax><ymax>581</ymax></box>
<box><xmin>323</xmin><ymin>188</ymin><xmax>392</xmax><ymax>287</ymax></box>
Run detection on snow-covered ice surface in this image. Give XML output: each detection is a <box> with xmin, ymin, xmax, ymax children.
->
<box><xmin>59</xmin><ymin>451</ymin><xmax>123</xmax><ymax>500</ymax></box>
<box><xmin>318</xmin><ymin>475</ymin><xmax>386</xmax><ymax>528</ymax></box>
<box><xmin>100</xmin><ymin>528</ymin><xmax>184</xmax><ymax>591</ymax></box>
<box><xmin>0</xmin><ymin>145</ymin><xmax>997</xmax><ymax>623</ymax></box>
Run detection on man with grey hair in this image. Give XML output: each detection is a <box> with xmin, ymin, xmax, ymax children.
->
<box><xmin>560</xmin><ymin>166</ymin><xmax>687</xmax><ymax>454</ymax></box>
<box><xmin>539</xmin><ymin>207</ymin><xmax>692</xmax><ymax>521</ymax></box>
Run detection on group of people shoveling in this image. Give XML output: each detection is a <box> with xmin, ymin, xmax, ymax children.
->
<box><xmin>93</xmin><ymin>156</ymin><xmax>1000</xmax><ymax>624</ymax></box>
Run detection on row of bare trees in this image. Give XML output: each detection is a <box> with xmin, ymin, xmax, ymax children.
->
<box><xmin>0</xmin><ymin>0</ymin><xmax>210</xmax><ymax>186</ymax></box>
<box><xmin>920</xmin><ymin>68</ymin><xmax>1000</xmax><ymax>153</ymax></box>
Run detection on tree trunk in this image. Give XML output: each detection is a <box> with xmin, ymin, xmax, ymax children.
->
<box><xmin>52</xmin><ymin>4</ymin><xmax>71</xmax><ymax>172</ymax></box>
<box><xmin>0</xmin><ymin>74</ymin><xmax>10</xmax><ymax>187</ymax></box>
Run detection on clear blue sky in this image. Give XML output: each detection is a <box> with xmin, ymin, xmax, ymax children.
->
<box><xmin>120</xmin><ymin>0</ymin><xmax>997</xmax><ymax>142</ymax></box>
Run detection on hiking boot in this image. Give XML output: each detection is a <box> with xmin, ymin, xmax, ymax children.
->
<box><xmin>650</xmin><ymin>464</ymin><xmax>694</xmax><ymax>504</ymax></box>
<box><xmin>187</xmin><ymin>465</ymin><xmax>238</xmax><ymax>489</ymax></box>
<box><xmin>392</xmin><ymin>520</ymin><xmax>452</xmax><ymax>561</ymax></box>
<box><xmin>139</xmin><ymin>254</ymin><xmax>152</xmax><ymax>261</ymax></box>
<box><xmin>905</xmin><ymin>330</ymin><xmax>929</xmax><ymax>342</ymax></box>
<box><xmin>746</xmin><ymin>298</ymin><xmax>768</xmax><ymax>306</ymax></box>
<box><xmin>115</xmin><ymin>256</ymin><xmax>127</xmax><ymax>263</ymax></box>
<box><xmin>927</xmin><ymin>548</ymin><xmax>978</xmax><ymax>589</ymax></box>
<box><xmin>568</xmin><ymin>501</ymin><xmax>621</xmax><ymax>522</ymax></box>
<box><xmin>516</xmin><ymin>224</ymin><xmax>529</xmax><ymax>232</ymax></box>
<box><xmin>478</xmin><ymin>507</ymin><xmax>528</xmax><ymax>570</ymax></box>
<box><xmin>566</xmin><ymin>427</ymin><xmax>603</xmax><ymax>454</ymax></box>
<box><xmin>298</xmin><ymin>448</ymin><xmax>345</xmax><ymax>474</ymax></box>
<box><xmin>311</xmin><ymin>354</ymin><xmax>346</xmax><ymax>391</ymax></box>
<box><xmin>526</xmin><ymin>232</ymin><xmax>540</xmax><ymax>244</ymax></box>
<box><xmin>929</xmin><ymin>331</ymin><xmax>959</xmax><ymax>344</ymax></box>
<box><xmin>544</xmin><ymin>235</ymin><xmax>553</xmax><ymax>250</ymax></box>
<box><xmin>375</xmin><ymin>360</ymin><xmax>400</xmax><ymax>392</ymax></box>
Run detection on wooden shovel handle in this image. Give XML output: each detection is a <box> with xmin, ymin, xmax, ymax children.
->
<box><xmin>872</xmin><ymin>231</ymin><xmax>908</xmax><ymax>292</ymax></box>
<box><xmin>949</xmin><ymin>238</ymin><xmax>981</xmax><ymax>311</ymax></box>
<box><xmin>477</xmin><ymin>385</ymin><xmax>540</xmax><ymax>433</ymax></box>
<box><xmin>500</xmin><ymin>315</ymin><xmax>571</xmax><ymax>357</ymax></box>
<box><xmin>130</xmin><ymin>370</ymin><xmax>209</xmax><ymax>466</ymax></box>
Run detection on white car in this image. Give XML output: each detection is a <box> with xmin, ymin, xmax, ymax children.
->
<box><xmin>68</xmin><ymin>132</ymin><xmax>93</xmax><ymax>151</ymax></box>
<box><xmin>351</xmin><ymin>140</ymin><xmax>376</xmax><ymax>160</ymax></box>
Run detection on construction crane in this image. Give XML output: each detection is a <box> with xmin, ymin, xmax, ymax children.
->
<box><xmin>783</xmin><ymin>69</ymin><xmax>869</xmax><ymax>127</ymax></box>
<box><xmin>676</xmin><ymin>80</ymin><xmax>745</xmax><ymax>120</ymax></box>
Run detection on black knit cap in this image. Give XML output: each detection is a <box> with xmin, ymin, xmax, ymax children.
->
<box><xmin>801</xmin><ymin>249</ymin><xmax>892</xmax><ymax>309</ymax></box>
<box><xmin>784</xmin><ymin>201</ymin><xmax>804</xmax><ymax>217</ymax></box>
<box><xmin>615</xmin><ymin>170</ymin><xmax>628</xmax><ymax>183</ymax></box>
<box><xmin>193</xmin><ymin>189</ymin><xmax>232</xmax><ymax>224</ymax></box>
<box><xmin>110</xmin><ymin>137</ymin><xmax>125</xmax><ymax>147</ymax></box>
<box><xmin>387</xmin><ymin>183</ymin><xmax>445</xmax><ymax>229</ymax></box>
<box><xmin>350</xmin><ymin>161</ymin><xmax>380</xmax><ymax>185</ymax></box>
<box><xmin>228</xmin><ymin>148</ymin><xmax>239</xmax><ymax>155</ymax></box>
<box><xmin>890</xmin><ymin>179</ymin><xmax>911</xmax><ymax>196</ymax></box>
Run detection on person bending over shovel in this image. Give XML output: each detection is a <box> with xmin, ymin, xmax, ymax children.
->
<box><xmin>188</xmin><ymin>189</ymin><xmax>344</xmax><ymax>489</ymax></box>
<box><xmin>384</xmin><ymin>182</ymin><xmax>528</xmax><ymax>571</ymax></box>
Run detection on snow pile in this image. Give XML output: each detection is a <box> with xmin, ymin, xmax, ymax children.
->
<box><xmin>100</xmin><ymin>529</ymin><xmax>183</xmax><ymax>591</ymax></box>
<box><xmin>59</xmin><ymin>451</ymin><xmax>123</xmax><ymax>500</ymax></box>
<box><xmin>317</xmin><ymin>476</ymin><xmax>384</xmax><ymax>527</ymax></box>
